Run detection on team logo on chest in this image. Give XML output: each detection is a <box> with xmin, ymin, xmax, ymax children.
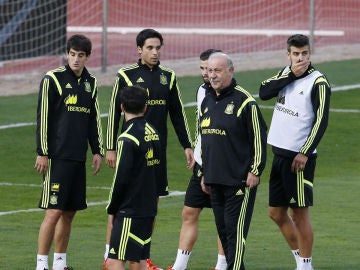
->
<box><xmin>64</xmin><ymin>94</ymin><xmax>91</xmax><ymax>114</ymax></box>
<box><xmin>136</xmin><ymin>77</ymin><xmax>145</xmax><ymax>83</ymax></box>
<box><xmin>224</xmin><ymin>103</ymin><xmax>234</xmax><ymax>115</ymax></box>
<box><xmin>84</xmin><ymin>81</ymin><xmax>91</xmax><ymax>92</ymax></box>
<box><xmin>160</xmin><ymin>74</ymin><xmax>167</xmax><ymax>85</ymax></box>
<box><xmin>65</xmin><ymin>94</ymin><xmax>77</xmax><ymax>105</ymax></box>
<box><xmin>200</xmin><ymin>117</ymin><xmax>211</xmax><ymax>128</ymax></box>
<box><xmin>277</xmin><ymin>95</ymin><xmax>285</xmax><ymax>105</ymax></box>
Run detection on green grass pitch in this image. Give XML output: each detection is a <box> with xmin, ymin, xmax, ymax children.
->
<box><xmin>0</xmin><ymin>59</ymin><xmax>359</xmax><ymax>269</ymax></box>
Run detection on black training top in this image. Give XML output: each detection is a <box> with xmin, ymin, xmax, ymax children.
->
<box><xmin>200</xmin><ymin>79</ymin><xmax>267</xmax><ymax>186</ymax></box>
<box><xmin>106</xmin><ymin>116</ymin><xmax>162</xmax><ymax>217</ymax></box>
<box><xmin>36</xmin><ymin>65</ymin><xmax>104</xmax><ymax>161</ymax></box>
<box><xmin>106</xmin><ymin>60</ymin><xmax>192</xmax><ymax>152</ymax></box>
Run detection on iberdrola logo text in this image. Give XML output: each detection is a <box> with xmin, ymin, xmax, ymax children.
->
<box><xmin>146</xmin><ymin>148</ymin><xmax>160</xmax><ymax>166</ymax></box>
<box><xmin>201</xmin><ymin>117</ymin><xmax>226</xmax><ymax>136</ymax></box>
<box><xmin>64</xmin><ymin>94</ymin><xmax>90</xmax><ymax>114</ymax></box>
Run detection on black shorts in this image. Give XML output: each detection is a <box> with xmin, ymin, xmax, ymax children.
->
<box><xmin>269</xmin><ymin>154</ymin><xmax>316</xmax><ymax>208</ymax></box>
<box><xmin>108</xmin><ymin>216</ymin><xmax>154</xmax><ymax>262</ymax></box>
<box><xmin>184</xmin><ymin>163</ymin><xmax>211</xmax><ymax>208</ymax></box>
<box><xmin>38</xmin><ymin>159</ymin><xmax>87</xmax><ymax>211</ymax></box>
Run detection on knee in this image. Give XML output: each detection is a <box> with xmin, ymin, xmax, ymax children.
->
<box><xmin>181</xmin><ymin>207</ymin><xmax>199</xmax><ymax>223</ymax></box>
<box><xmin>268</xmin><ymin>207</ymin><xmax>279</xmax><ymax>221</ymax></box>
<box><xmin>44</xmin><ymin>209</ymin><xmax>63</xmax><ymax>225</ymax></box>
<box><xmin>61</xmin><ymin>211</ymin><xmax>76</xmax><ymax>224</ymax></box>
<box><xmin>107</xmin><ymin>258</ymin><xmax>124</xmax><ymax>270</ymax></box>
<box><xmin>289</xmin><ymin>212</ymin><xmax>298</xmax><ymax>224</ymax></box>
<box><xmin>290</xmin><ymin>208</ymin><xmax>310</xmax><ymax>226</ymax></box>
<box><xmin>268</xmin><ymin>207</ymin><xmax>287</xmax><ymax>224</ymax></box>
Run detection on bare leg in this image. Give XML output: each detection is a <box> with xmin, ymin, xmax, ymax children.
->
<box><xmin>107</xmin><ymin>258</ymin><xmax>126</xmax><ymax>270</ymax></box>
<box><xmin>178</xmin><ymin>206</ymin><xmax>202</xmax><ymax>250</ymax></box>
<box><xmin>129</xmin><ymin>260</ymin><xmax>147</xmax><ymax>270</ymax></box>
<box><xmin>37</xmin><ymin>209</ymin><xmax>63</xmax><ymax>255</ymax></box>
<box><xmin>291</xmin><ymin>207</ymin><xmax>313</xmax><ymax>258</ymax></box>
<box><xmin>268</xmin><ymin>206</ymin><xmax>298</xmax><ymax>250</ymax></box>
<box><xmin>54</xmin><ymin>210</ymin><xmax>76</xmax><ymax>253</ymax></box>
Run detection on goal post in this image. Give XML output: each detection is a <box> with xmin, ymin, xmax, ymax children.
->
<box><xmin>0</xmin><ymin>0</ymin><xmax>358</xmax><ymax>76</ymax></box>
<box><xmin>0</xmin><ymin>0</ymin><xmax>66</xmax><ymax>65</ymax></box>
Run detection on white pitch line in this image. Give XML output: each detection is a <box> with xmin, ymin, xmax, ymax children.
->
<box><xmin>0</xmin><ymin>122</ymin><xmax>36</xmax><ymax>129</ymax></box>
<box><xmin>0</xmin><ymin>187</ymin><xmax>185</xmax><ymax>216</ymax></box>
<box><xmin>0</xmin><ymin>84</ymin><xmax>358</xmax><ymax>130</ymax></box>
<box><xmin>0</xmin><ymin>114</ymin><xmax>108</xmax><ymax>130</ymax></box>
<box><xmin>0</xmin><ymin>182</ymin><xmax>111</xmax><ymax>189</ymax></box>
<box><xmin>0</xmin><ymin>208</ymin><xmax>43</xmax><ymax>216</ymax></box>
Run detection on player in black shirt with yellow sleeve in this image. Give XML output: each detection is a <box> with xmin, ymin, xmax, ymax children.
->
<box><xmin>200</xmin><ymin>52</ymin><xmax>267</xmax><ymax>270</ymax></box>
<box><xmin>105</xmin><ymin>85</ymin><xmax>162</xmax><ymax>270</ymax></box>
<box><xmin>34</xmin><ymin>34</ymin><xmax>104</xmax><ymax>270</ymax></box>
<box><xmin>106</xmin><ymin>29</ymin><xmax>194</xmax><ymax>195</ymax></box>
<box><xmin>104</xmin><ymin>29</ymin><xmax>194</xmax><ymax>270</ymax></box>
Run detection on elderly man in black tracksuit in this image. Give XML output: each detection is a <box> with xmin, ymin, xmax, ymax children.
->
<box><xmin>200</xmin><ymin>52</ymin><xmax>267</xmax><ymax>270</ymax></box>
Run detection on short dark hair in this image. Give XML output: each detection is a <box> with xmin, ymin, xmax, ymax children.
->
<box><xmin>136</xmin><ymin>28</ymin><xmax>163</xmax><ymax>48</ymax></box>
<box><xmin>199</xmin><ymin>49</ymin><xmax>222</xmax><ymax>61</ymax></box>
<box><xmin>66</xmin><ymin>34</ymin><xmax>92</xmax><ymax>56</ymax></box>
<box><xmin>120</xmin><ymin>86</ymin><xmax>148</xmax><ymax>114</ymax></box>
<box><xmin>287</xmin><ymin>34</ymin><xmax>310</xmax><ymax>52</ymax></box>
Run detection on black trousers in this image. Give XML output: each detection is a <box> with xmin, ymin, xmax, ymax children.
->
<box><xmin>210</xmin><ymin>184</ymin><xmax>257</xmax><ymax>270</ymax></box>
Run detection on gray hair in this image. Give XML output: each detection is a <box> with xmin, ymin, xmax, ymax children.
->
<box><xmin>208</xmin><ymin>52</ymin><xmax>234</xmax><ymax>70</ymax></box>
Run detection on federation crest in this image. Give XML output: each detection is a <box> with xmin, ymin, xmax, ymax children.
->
<box><xmin>50</xmin><ymin>194</ymin><xmax>58</xmax><ymax>205</ymax></box>
<box><xmin>160</xmin><ymin>74</ymin><xmax>167</xmax><ymax>85</ymax></box>
<box><xmin>225</xmin><ymin>103</ymin><xmax>234</xmax><ymax>114</ymax></box>
<box><xmin>84</xmin><ymin>81</ymin><xmax>91</xmax><ymax>92</ymax></box>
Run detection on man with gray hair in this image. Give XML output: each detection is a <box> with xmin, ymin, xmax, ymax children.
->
<box><xmin>200</xmin><ymin>52</ymin><xmax>267</xmax><ymax>269</ymax></box>
<box><xmin>168</xmin><ymin>49</ymin><xmax>226</xmax><ymax>270</ymax></box>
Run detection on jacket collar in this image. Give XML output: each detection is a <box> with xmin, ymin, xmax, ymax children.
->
<box><xmin>210</xmin><ymin>78</ymin><xmax>237</xmax><ymax>100</ymax></box>
<box><xmin>137</xmin><ymin>59</ymin><xmax>160</xmax><ymax>71</ymax></box>
<box><xmin>65</xmin><ymin>64</ymin><xmax>90</xmax><ymax>79</ymax></box>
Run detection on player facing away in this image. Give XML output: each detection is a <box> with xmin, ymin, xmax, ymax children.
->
<box><xmin>105</xmin><ymin>85</ymin><xmax>162</xmax><ymax>270</ymax></box>
<box><xmin>259</xmin><ymin>34</ymin><xmax>331</xmax><ymax>270</ymax></box>
<box><xmin>167</xmin><ymin>49</ymin><xmax>227</xmax><ymax>270</ymax></box>
<box><xmin>34</xmin><ymin>34</ymin><xmax>104</xmax><ymax>270</ymax></box>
